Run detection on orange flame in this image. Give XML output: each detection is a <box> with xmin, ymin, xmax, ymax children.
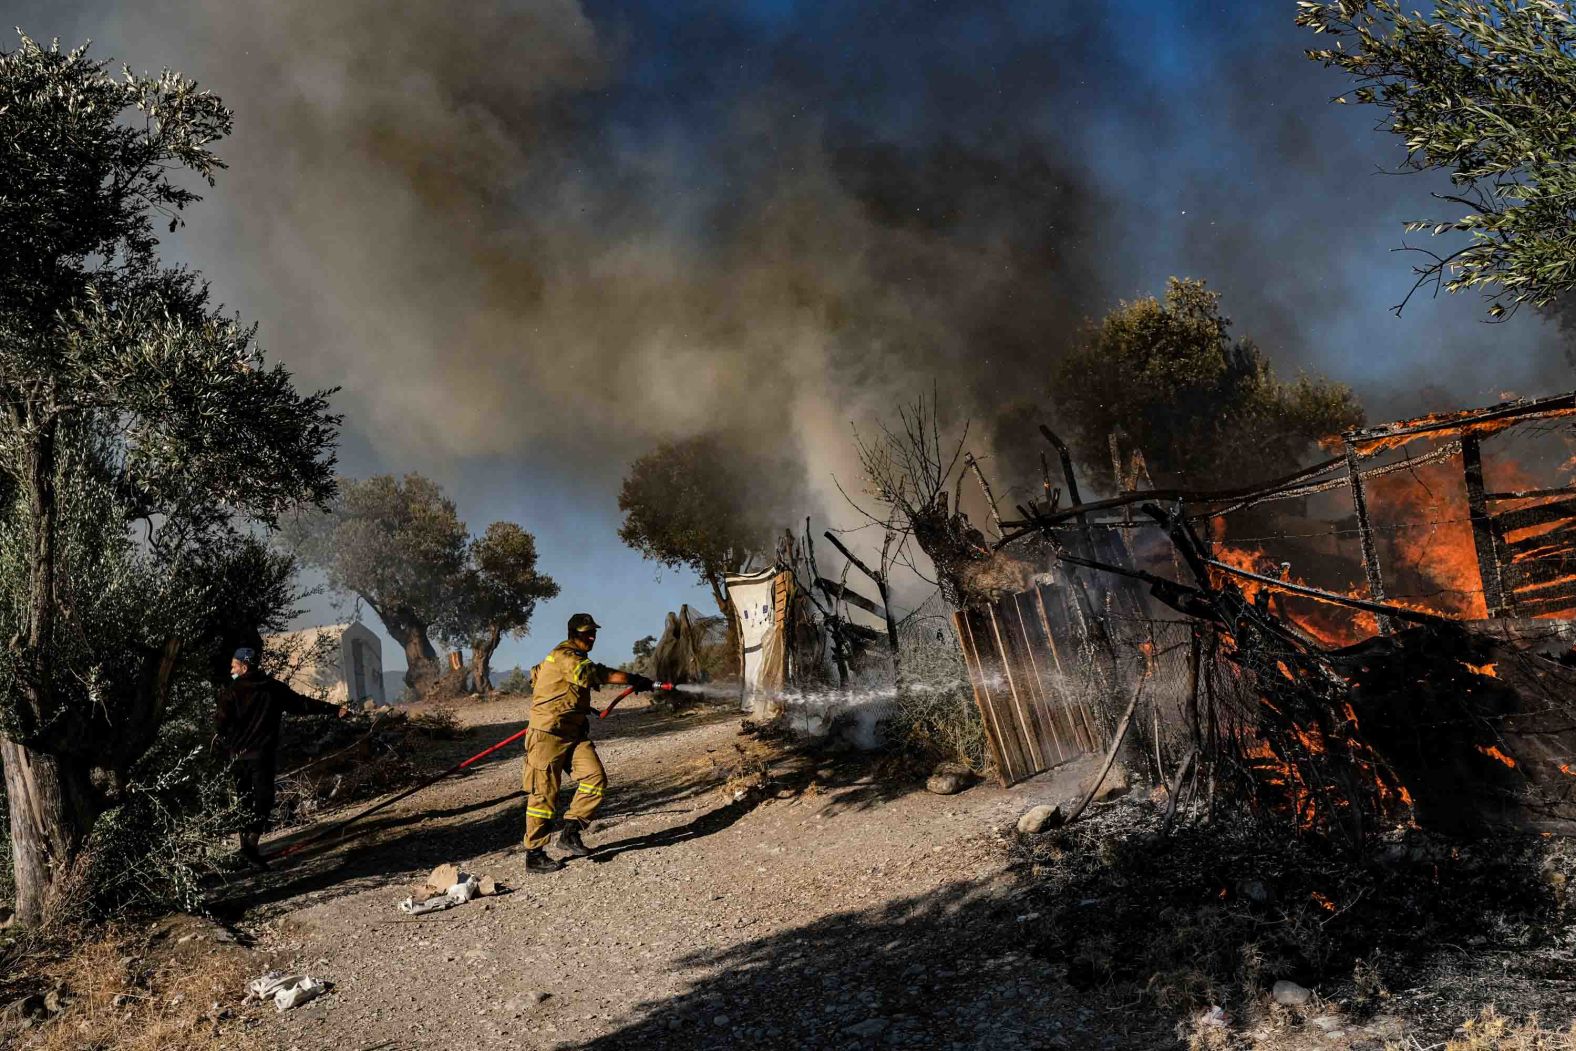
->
<box><xmin>1365</xmin><ymin>462</ymin><xmax>1488</xmax><ymax>620</ymax></box>
<box><xmin>1463</xmin><ymin>662</ymin><xmax>1498</xmax><ymax>678</ymax></box>
<box><xmin>1311</xmin><ymin>891</ymin><xmax>1337</xmax><ymax>912</ymax></box>
<box><xmin>1475</xmin><ymin>744</ymin><xmax>1517</xmax><ymax>768</ymax></box>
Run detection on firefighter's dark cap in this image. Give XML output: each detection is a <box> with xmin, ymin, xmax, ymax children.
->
<box><xmin>568</xmin><ymin>613</ymin><xmax>601</xmax><ymax>636</ymax></box>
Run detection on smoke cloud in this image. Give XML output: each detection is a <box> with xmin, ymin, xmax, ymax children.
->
<box><xmin>12</xmin><ymin>0</ymin><xmax>1567</xmax><ymax>519</ymax></box>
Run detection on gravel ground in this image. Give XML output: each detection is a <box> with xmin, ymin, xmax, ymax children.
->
<box><xmin>219</xmin><ymin>692</ymin><xmax>1148</xmax><ymax>1051</ymax></box>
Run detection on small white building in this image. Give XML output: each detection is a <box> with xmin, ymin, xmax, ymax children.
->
<box><xmin>264</xmin><ymin>621</ymin><xmax>387</xmax><ymax>705</ymax></box>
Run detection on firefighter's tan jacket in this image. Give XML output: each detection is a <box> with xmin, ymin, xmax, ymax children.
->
<box><xmin>528</xmin><ymin>640</ymin><xmax>610</xmax><ymax>737</ymax></box>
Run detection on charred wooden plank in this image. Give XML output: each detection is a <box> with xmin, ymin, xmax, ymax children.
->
<box><xmin>1492</xmin><ymin>497</ymin><xmax>1576</xmax><ymax>534</ymax></box>
<box><xmin>1344</xmin><ymin>391</ymin><xmax>1576</xmax><ymax>450</ymax></box>
<box><xmin>1502</xmin><ymin>558</ymin><xmax>1576</xmax><ymax>589</ymax></box>
<box><xmin>1504</xmin><ymin>590</ymin><xmax>1576</xmax><ymax>618</ymax></box>
<box><xmin>1486</xmin><ymin>484</ymin><xmax>1576</xmax><ymax>502</ymax></box>
<box><xmin>1462</xmin><ymin>436</ymin><xmax>1512</xmax><ymax>616</ymax></box>
<box><xmin>815</xmin><ymin>577</ymin><xmax>885</xmax><ymax>619</ymax></box>
<box><xmin>1506</xmin><ymin>522</ymin><xmax>1576</xmax><ymax>556</ymax></box>
<box><xmin>1346</xmin><ymin>441</ymin><xmax>1394</xmax><ymax>633</ymax></box>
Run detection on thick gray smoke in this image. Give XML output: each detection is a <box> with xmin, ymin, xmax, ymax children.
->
<box><xmin>18</xmin><ymin>1</ymin><xmax>1127</xmax><ymax>510</ymax></box>
<box><xmin>12</xmin><ymin>0</ymin><xmax>1566</xmax><ymax>519</ymax></box>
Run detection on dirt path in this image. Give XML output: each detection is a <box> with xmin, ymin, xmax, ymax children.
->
<box><xmin>221</xmin><ymin>693</ymin><xmax>1141</xmax><ymax>1051</ymax></box>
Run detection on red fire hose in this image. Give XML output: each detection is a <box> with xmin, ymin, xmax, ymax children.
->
<box><xmin>600</xmin><ymin>682</ymin><xmax>673</xmax><ymax>717</ymax></box>
<box><xmin>263</xmin><ymin>682</ymin><xmax>671</xmax><ymax>861</ymax></box>
<box><xmin>264</xmin><ymin>724</ymin><xmax>532</xmax><ymax>860</ymax></box>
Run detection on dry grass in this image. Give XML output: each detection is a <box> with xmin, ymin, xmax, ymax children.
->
<box><xmin>1430</xmin><ymin>1008</ymin><xmax>1576</xmax><ymax>1051</ymax></box>
<box><xmin>407</xmin><ymin>703</ymin><xmax>462</xmax><ymax>739</ymax></box>
<box><xmin>6</xmin><ymin>919</ymin><xmax>260</xmax><ymax>1051</ymax></box>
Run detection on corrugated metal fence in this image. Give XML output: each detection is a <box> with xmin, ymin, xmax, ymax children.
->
<box><xmin>954</xmin><ymin>578</ymin><xmax>1199</xmax><ymax>786</ymax></box>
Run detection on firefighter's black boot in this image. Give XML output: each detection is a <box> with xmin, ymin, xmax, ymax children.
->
<box><xmin>523</xmin><ymin>848</ymin><xmax>563</xmax><ymax>874</ymax></box>
<box><xmin>555</xmin><ymin>819</ymin><xmax>592</xmax><ymax>858</ymax></box>
<box><xmin>238</xmin><ymin>833</ymin><xmax>270</xmax><ymax>872</ymax></box>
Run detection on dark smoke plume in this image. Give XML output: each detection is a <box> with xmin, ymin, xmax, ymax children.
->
<box><xmin>13</xmin><ymin>0</ymin><xmax>1562</xmax><ymax>520</ymax></box>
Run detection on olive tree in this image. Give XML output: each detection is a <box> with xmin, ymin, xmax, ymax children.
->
<box><xmin>618</xmin><ymin>434</ymin><xmax>797</xmax><ymax>660</ymax></box>
<box><xmin>0</xmin><ymin>36</ymin><xmax>339</xmax><ymax>925</ymax></box>
<box><xmin>441</xmin><ymin>522</ymin><xmax>559</xmax><ymax>695</ymax></box>
<box><xmin>284</xmin><ymin>476</ymin><xmax>558</xmax><ymax>697</ymax></box>
<box><xmin>1298</xmin><ymin>0</ymin><xmax>1576</xmax><ymax>316</ymax></box>
<box><xmin>1053</xmin><ymin>278</ymin><xmax>1362</xmax><ymax>490</ymax></box>
<box><xmin>281</xmin><ymin>474</ymin><xmax>467</xmax><ymax>694</ymax></box>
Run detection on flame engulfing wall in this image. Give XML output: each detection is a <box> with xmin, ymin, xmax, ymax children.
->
<box><xmin>955</xmin><ymin>394</ymin><xmax>1576</xmax><ymax>840</ymax></box>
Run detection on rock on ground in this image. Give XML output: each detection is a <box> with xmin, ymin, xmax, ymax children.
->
<box><xmin>1272</xmin><ymin>980</ymin><xmax>1313</xmax><ymax>1007</ymax></box>
<box><xmin>1017</xmin><ymin>804</ymin><xmax>1063</xmax><ymax>834</ymax></box>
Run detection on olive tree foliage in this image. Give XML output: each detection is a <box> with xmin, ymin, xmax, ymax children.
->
<box><xmin>281</xmin><ymin>474</ymin><xmax>467</xmax><ymax>693</ymax></box>
<box><xmin>1298</xmin><ymin>0</ymin><xmax>1576</xmax><ymax>316</ymax></box>
<box><xmin>1052</xmin><ymin>278</ymin><xmax>1363</xmax><ymax>490</ymax></box>
<box><xmin>618</xmin><ymin>434</ymin><xmax>798</xmax><ymax>657</ymax></box>
<box><xmin>0</xmin><ymin>35</ymin><xmax>339</xmax><ymax>925</ymax></box>
<box><xmin>283</xmin><ymin>475</ymin><xmax>557</xmax><ymax>697</ymax></box>
<box><xmin>439</xmin><ymin>522</ymin><xmax>560</xmax><ymax>695</ymax></box>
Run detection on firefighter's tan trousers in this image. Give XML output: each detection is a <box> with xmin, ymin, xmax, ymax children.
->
<box><xmin>523</xmin><ymin>729</ymin><xmax>606</xmax><ymax>849</ymax></box>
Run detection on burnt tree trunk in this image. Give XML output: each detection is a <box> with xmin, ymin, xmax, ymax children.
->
<box><xmin>470</xmin><ymin>625</ymin><xmax>503</xmax><ymax>696</ymax></box>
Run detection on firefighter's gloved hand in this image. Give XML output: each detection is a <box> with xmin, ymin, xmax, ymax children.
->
<box><xmin>628</xmin><ymin>674</ymin><xmax>656</xmax><ymax>694</ymax></box>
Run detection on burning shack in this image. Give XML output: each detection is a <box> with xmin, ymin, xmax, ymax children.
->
<box><xmin>954</xmin><ymin>392</ymin><xmax>1576</xmax><ymax>844</ymax></box>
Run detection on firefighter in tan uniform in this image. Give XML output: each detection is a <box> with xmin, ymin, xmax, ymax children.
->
<box><xmin>521</xmin><ymin>612</ymin><xmax>652</xmax><ymax>873</ymax></box>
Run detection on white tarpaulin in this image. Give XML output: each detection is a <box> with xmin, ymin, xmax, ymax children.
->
<box><xmin>726</xmin><ymin>566</ymin><xmax>790</xmax><ymax>715</ymax></box>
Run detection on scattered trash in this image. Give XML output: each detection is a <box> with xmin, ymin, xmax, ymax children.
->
<box><xmin>397</xmin><ymin>864</ymin><xmax>504</xmax><ymax>915</ymax></box>
<box><xmin>398</xmin><ymin>894</ymin><xmax>457</xmax><ymax>916</ymax></box>
<box><xmin>247</xmin><ymin>972</ymin><xmax>329</xmax><ymax>1012</ymax></box>
<box><xmin>1200</xmin><ymin>1005</ymin><xmax>1228</xmax><ymax>1028</ymax></box>
<box><xmin>447</xmin><ymin>876</ymin><xmax>479</xmax><ymax>905</ymax></box>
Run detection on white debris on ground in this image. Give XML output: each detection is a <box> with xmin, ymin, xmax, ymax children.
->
<box><xmin>397</xmin><ymin>863</ymin><xmax>504</xmax><ymax>915</ymax></box>
<box><xmin>247</xmin><ymin>972</ymin><xmax>329</xmax><ymax>1012</ymax></box>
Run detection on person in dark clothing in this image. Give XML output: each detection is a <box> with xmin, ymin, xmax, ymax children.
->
<box><xmin>216</xmin><ymin>647</ymin><xmax>349</xmax><ymax>867</ymax></box>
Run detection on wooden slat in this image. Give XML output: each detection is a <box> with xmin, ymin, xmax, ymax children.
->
<box><xmin>1034</xmin><ymin>583</ymin><xmax>1099</xmax><ymax>753</ymax></box>
<box><xmin>1508</xmin><ymin>593</ymin><xmax>1576</xmax><ymax>618</ymax></box>
<box><xmin>977</xmin><ymin>605</ymin><xmax>1033</xmax><ymax>785</ymax></box>
<box><xmin>1346</xmin><ymin>441</ymin><xmax>1394</xmax><ymax>634</ymax></box>
<box><xmin>987</xmin><ymin>604</ymin><xmax>1046</xmax><ymax>775</ymax></box>
<box><xmin>1485</xmin><ymin>484</ymin><xmax>1576</xmax><ymax>502</ymax></box>
<box><xmin>815</xmin><ymin>578</ymin><xmax>885</xmax><ymax>619</ymax></box>
<box><xmin>1506</xmin><ymin>523</ymin><xmax>1576</xmax><ymax>555</ymax></box>
<box><xmin>1344</xmin><ymin>391</ymin><xmax>1576</xmax><ymax>447</ymax></box>
<box><xmin>1011</xmin><ymin>592</ymin><xmax>1068</xmax><ymax>764</ymax></box>
<box><xmin>1492</xmin><ymin>497</ymin><xmax>1576</xmax><ymax>534</ymax></box>
<box><xmin>953</xmin><ymin>610</ymin><xmax>1014</xmax><ymax>785</ymax></box>
<box><xmin>1462</xmin><ymin>436</ymin><xmax>1511</xmax><ymax>616</ymax></box>
<box><xmin>1027</xmin><ymin>592</ymin><xmax>1090</xmax><ymax>756</ymax></box>
<box><xmin>1503</xmin><ymin>555</ymin><xmax>1576</xmax><ymax>589</ymax></box>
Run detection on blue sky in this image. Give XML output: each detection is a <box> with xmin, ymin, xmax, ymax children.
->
<box><xmin>7</xmin><ymin>1</ymin><xmax>1567</xmax><ymax>676</ymax></box>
